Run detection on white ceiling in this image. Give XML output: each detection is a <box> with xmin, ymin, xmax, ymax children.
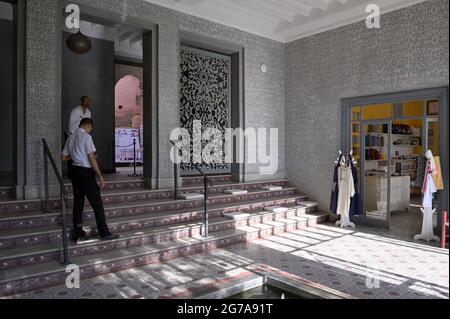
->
<box><xmin>145</xmin><ymin>0</ymin><xmax>428</xmax><ymax>43</ymax></box>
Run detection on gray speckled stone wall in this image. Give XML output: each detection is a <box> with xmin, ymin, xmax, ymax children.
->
<box><xmin>25</xmin><ymin>0</ymin><xmax>59</xmax><ymax>197</ymax></box>
<box><xmin>285</xmin><ymin>0</ymin><xmax>449</xmax><ymax>211</ymax></box>
<box><xmin>24</xmin><ymin>0</ymin><xmax>286</xmax><ymax>197</ymax></box>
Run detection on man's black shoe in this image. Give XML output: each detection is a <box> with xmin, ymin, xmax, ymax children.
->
<box><xmin>73</xmin><ymin>229</ymin><xmax>87</xmax><ymax>244</ymax></box>
<box><xmin>101</xmin><ymin>234</ymin><xmax>120</xmax><ymax>241</ymax></box>
<box><xmin>75</xmin><ymin>236</ymin><xmax>88</xmax><ymax>244</ymax></box>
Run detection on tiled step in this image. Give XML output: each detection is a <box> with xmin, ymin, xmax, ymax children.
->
<box><xmin>0</xmin><ymin>180</ymin><xmax>290</xmax><ymax>214</ymax></box>
<box><xmin>0</xmin><ymin>195</ymin><xmax>308</xmax><ymax>248</ymax></box>
<box><xmin>0</xmin><ymin>189</ymin><xmax>300</xmax><ymax>233</ymax></box>
<box><xmin>0</xmin><ymin>211</ymin><xmax>327</xmax><ymax>297</ymax></box>
<box><xmin>182</xmin><ymin>175</ymin><xmax>231</xmax><ymax>187</ymax></box>
<box><xmin>0</xmin><ymin>204</ymin><xmax>318</xmax><ymax>270</ymax></box>
<box><xmin>64</xmin><ymin>178</ymin><xmax>144</xmax><ymax>194</ymax></box>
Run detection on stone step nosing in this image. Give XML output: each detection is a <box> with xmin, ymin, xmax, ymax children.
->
<box><xmin>0</xmin><ymin>182</ymin><xmax>292</xmax><ymax>214</ymax></box>
<box><xmin>0</xmin><ymin>194</ymin><xmax>306</xmax><ymax>229</ymax></box>
<box><xmin>1</xmin><ymin>179</ymin><xmax>288</xmax><ymax>206</ymax></box>
<box><xmin>0</xmin><ymin>197</ymin><xmax>309</xmax><ymax>248</ymax></box>
<box><xmin>0</xmin><ymin>200</ymin><xmax>315</xmax><ymax>242</ymax></box>
<box><xmin>0</xmin><ymin>207</ymin><xmax>319</xmax><ymax>268</ymax></box>
<box><xmin>0</xmin><ymin>205</ymin><xmax>317</xmax><ymax>253</ymax></box>
<box><xmin>0</xmin><ymin>187</ymin><xmax>299</xmax><ymax>219</ymax></box>
<box><xmin>0</xmin><ymin>214</ymin><xmax>328</xmax><ymax>296</ymax></box>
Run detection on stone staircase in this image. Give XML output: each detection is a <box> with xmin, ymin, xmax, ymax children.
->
<box><xmin>0</xmin><ymin>175</ymin><xmax>327</xmax><ymax>297</ymax></box>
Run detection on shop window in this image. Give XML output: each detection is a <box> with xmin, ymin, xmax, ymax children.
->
<box><xmin>361</xmin><ymin>103</ymin><xmax>392</xmax><ymax>120</ymax></box>
<box><xmin>391</xmin><ymin>100</ymin><xmax>425</xmax><ymax>118</ymax></box>
<box><xmin>426</xmin><ymin>99</ymin><xmax>439</xmax><ymax>116</ymax></box>
<box><xmin>351</xmin><ymin>106</ymin><xmax>361</xmax><ymax>121</ymax></box>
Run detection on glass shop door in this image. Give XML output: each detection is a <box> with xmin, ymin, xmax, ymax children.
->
<box><xmin>361</xmin><ymin>121</ymin><xmax>391</xmax><ymax>227</ymax></box>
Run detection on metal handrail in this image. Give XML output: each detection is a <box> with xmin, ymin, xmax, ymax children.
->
<box><xmin>194</xmin><ymin>165</ymin><xmax>213</xmax><ymax>239</ymax></box>
<box><xmin>170</xmin><ymin>140</ymin><xmax>180</xmax><ymax>200</ymax></box>
<box><xmin>170</xmin><ymin>140</ymin><xmax>212</xmax><ymax>238</ymax></box>
<box><xmin>42</xmin><ymin>138</ymin><xmax>70</xmax><ymax>266</ymax></box>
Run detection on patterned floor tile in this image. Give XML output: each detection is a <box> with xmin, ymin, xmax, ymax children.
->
<box><xmin>5</xmin><ymin>222</ymin><xmax>448</xmax><ymax>299</ymax></box>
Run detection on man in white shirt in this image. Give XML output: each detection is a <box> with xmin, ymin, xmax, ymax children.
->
<box><xmin>62</xmin><ymin>118</ymin><xmax>119</xmax><ymax>243</ymax></box>
<box><xmin>68</xmin><ymin>96</ymin><xmax>92</xmax><ymax>135</ymax></box>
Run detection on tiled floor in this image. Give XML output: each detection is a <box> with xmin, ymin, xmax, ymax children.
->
<box><xmin>5</xmin><ymin>223</ymin><xmax>448</xmax><ymax>299</ymax></box>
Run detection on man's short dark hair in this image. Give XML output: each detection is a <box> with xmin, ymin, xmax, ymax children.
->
<box><xmin>79</xmin><ymin>118</ymin><xmax>93</xmax><ymax>127</ymax></box>
<box><xmin>80</xmin><ymin>96</ymin><xmax>89</xmax><ymax>101</ymax></box>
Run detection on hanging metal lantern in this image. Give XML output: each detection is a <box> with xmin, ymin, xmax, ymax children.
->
<box><xmin>66</xmin><ymin>30</ymin><xmax>92</xmax><ymax>54</ymax></box>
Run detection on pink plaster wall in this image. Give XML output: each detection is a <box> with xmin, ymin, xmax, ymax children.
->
<box><xmin>115</xmin><ymin>75</ymin><xmax>143</xmax><ymax>128</ymax></box>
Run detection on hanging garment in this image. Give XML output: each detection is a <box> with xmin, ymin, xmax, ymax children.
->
<box><xmin>415</xmin><ymin>156</ymin><xmax>427</xmax><ymax>189</ymax></box>
<box><xmin>330</xmin><ymin>154</ymin><xmax>344</xmax><ymax>214</ymax></box>
<box><xmin>427</xmin><ymin>150</ymin><xmax>437</xmax><ymax>172</ymax></box>
<box><xmin>422</xmin><ymin>161</ymin><xmax>431</xmax><ymax>194</ymax></box>
<box><xmin>336</xmin><ymin>165</ymin><xmax>355</xmax><ymax>218</ymax></box>
<box><xmin>330</xmin><ymin>165</ymin><xmax>339</xmax><ymax>214</ymax></box>
<box><xmin>349</xmin><ymin>154</ymin><xmax>362</xmax><ymax>216</ymax></box>
<box><xmin>422</xmin><ymin>173</ymin><xmax>436</xmax><ymax>208</ymax></box>
<box><xmin>432</xmin><ymin>156</ymin><xmax>444</xmax><ymax>190</ymax></box>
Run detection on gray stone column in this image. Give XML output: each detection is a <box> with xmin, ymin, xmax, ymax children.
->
<box><xmin>24</xmin><ymin>0</ymin><xmax>60</xmax><ymax>199</ymax></box>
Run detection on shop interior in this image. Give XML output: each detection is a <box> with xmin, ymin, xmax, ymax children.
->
<box><xmin>351</xmin><ymin>99</ymin><xmax>441</xmax><ymax>236</ymax></box>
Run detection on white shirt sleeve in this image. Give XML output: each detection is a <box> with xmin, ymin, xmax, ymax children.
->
<box><xmin>84</xmin><ymin>135</ymin><xmax>96</xmax><ymax>155</ymax></box>
<box><xmin>62</xmin><ymin>138</ymin><xmax>70</xmax><ymax>157</ymax></box>
<box><xmin>68</xmin><ymin>108</ymin><xmax>80</xmax><ymax>134</ymax></box>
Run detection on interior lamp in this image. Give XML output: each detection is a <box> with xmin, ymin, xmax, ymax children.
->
<box><xmin>67</xmin><ymin>30</ymin><xmax>92</xmax><ymax>54</ymax></box>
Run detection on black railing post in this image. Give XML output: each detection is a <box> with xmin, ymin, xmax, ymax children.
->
<box><xmin>204</xmin><ymin>174</ymin><xmax>209</xmax><ymax>239</ymax></box>
<box><xmin>60</xmin><ymin>188</ymin><xmax>70</xmax><ymax>266</ymax></box>
<box><xmin>128</xmin><ymin>138</ymin><xmax>141</xmax><ymax>177</ymax></box>
<box><xmin>43</xmin><ymin>140</ymin><xmax>50</xmax><ymax>214</ymax></box>
<box><xmin>174</xmin><ymin>161</ymin><xmax>179</xmax><ymax>200</ymax></box>
<box><xmin>133</xmin><ymin>139</ymin><xmax>137</xmax><ymax>176</ymax></box>
<box><xmin>170</xmin><ymin>140</ymin><xmax>179</xmax><ymax>200</ymax></box>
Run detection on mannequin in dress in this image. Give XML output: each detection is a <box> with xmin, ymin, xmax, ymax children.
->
<box><xmin>335</xmin><ymin>152</ymin><xmax>356</xmax><ymax>229</ymax></box>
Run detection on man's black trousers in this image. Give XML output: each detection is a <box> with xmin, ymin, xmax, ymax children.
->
<box><xmin>69</xmin><ymin>166</ymin><xmax>111</xmax><ymax>238</ymax></box>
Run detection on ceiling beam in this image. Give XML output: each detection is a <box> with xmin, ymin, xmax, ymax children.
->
<box><xmin>129</xmin><ymin>33</ymin><xmax>142</xmax><ymax>45</ymax></box>
<box><xmin>174</xmin><ymin>0</ymin><xmax>205</xmax><ymax>6</ymax></box>
<box><xmin>230</xmin><ymin>0</ymin><xmax>297</xmax><ymax>22</ymax></box>
<box><xmin>119</xmin><ymin>31</ymin><xmax>134</xmax><ymax>43</ymax></box>
<box><xmin>282</xmin><ymin>0</ymin><xmax>313</xmax><ymax>17</ymax></box>
<box><xmin>199</xmin><ymin>0</ymin><xmax>281</xmax><ymax>33</ymax></box>
<box><xmin>264</xmin><ymin>0</ymin><xmax>311</xmax><ymax>17</ymax></box>
<box><xmin>211</xmin><ymin>0</ymin><xmax>279</xmax><ymax>24</ymax></box>
<box><xmin>306</xmin><ymin>0</ymin><xmax>331</xmax><ymax>11</ymax></box>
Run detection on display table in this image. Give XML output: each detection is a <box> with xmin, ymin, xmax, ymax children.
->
<box><xmin>364</xmin><ymin>175</ymin><xmax>410</xmax><ymax>212</ymax></box>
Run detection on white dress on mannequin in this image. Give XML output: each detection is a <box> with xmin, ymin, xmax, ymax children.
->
<box><xmin>415</xmin><ymin>150</ymin><xmax>440</xmax><ymax>242</ymax></box>
<box><xmin>335</xmin><ymin>163</ymin><xmax>356</xmax><ymax>228</ymax></box>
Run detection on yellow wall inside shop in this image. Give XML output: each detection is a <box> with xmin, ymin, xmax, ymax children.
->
<box><xmin>403</xmin><ymin>100</ymin><xmax>424</xmax><ymax>117</ymax></box>
<box><xmin>362</xmin><ymin>103</ymin><xmax>392</xmax><ymax>120</ymax></box>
